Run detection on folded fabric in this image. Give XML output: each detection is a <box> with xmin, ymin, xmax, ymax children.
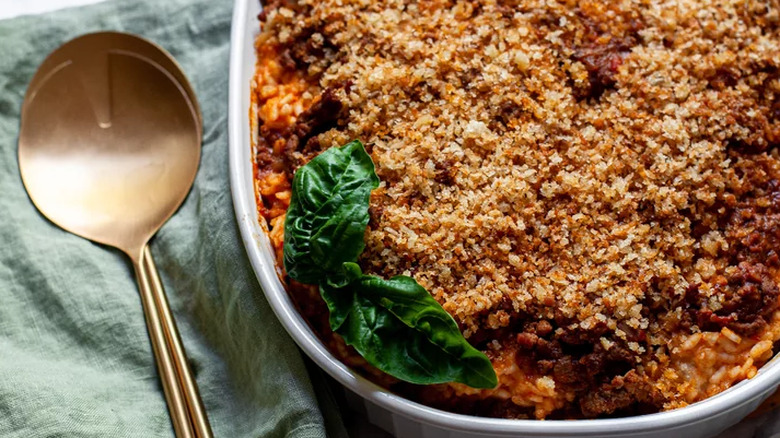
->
<box><xmin>0</xmin><ymin>0</ymin><xmax>345</xmax><ymax>436</ymax></box>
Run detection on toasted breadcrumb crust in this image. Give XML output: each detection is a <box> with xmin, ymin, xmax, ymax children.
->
<box><xmin>252</xmin><ymin>0</ymin><xmax>780</xmax><ymax>419</ymax></box>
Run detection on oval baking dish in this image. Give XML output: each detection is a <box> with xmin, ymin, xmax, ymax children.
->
<box><xmin>228</xmin><ymin>0</ymin><xmax>780</xmax><ymax>436</ymax></box>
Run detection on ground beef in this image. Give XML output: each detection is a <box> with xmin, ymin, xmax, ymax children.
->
<box><xmin>580</xmin><ymin>371</ymin><xmax>664</xmax><ymax>417</ymax></box>
<box><xmin>281</xmin><ymin>87</ymin><xmax>344</xmax><ymax>170</ymax></box>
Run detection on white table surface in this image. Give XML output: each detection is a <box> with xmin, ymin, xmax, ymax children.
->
<box><xmin>0</xmin><ymin>0</ymin><xmax>104</xmax><ymax>20</ymax></box>
<box><xmin>1</xmin><ymin>1</ymin><xmax>777</xmax><ymax>437</ymax></box>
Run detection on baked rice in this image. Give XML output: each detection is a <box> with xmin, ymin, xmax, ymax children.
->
<box><xmin>251</xmin><ymin>0</ymin><xmax>780</xmax><ymax>419</ymax></box>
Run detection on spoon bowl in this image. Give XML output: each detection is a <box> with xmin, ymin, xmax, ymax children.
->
<box><xmin>19</xmin><ymin>32</ymin><xmax>200</xmax><ymax>259</ymax></box>
<box><xmin>18</xmin><ymin>32</ymin><xmax>211</xmax><ymax>438</ymax></box>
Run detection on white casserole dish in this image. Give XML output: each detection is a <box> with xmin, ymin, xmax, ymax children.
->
<box><xmin>227</xmin><ymin>0</ymin><xmax>780</xmax><ymax>436</ymax></box>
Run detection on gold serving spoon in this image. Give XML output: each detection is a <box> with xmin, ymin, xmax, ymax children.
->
<box><xmin>18</xmin><ymin>32</ymin><xmax>212</xmax><ymax>438</ymax></box>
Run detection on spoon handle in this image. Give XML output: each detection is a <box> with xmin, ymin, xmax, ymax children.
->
<box><xmin>142</xmin><ymin>245</ymin><xmax>214</xmax><ymax>438</ymax></box>
<box><xmin>133</xmin><ymin>258</ymin><xmax>195</xmax><ymax>438</ymax></box>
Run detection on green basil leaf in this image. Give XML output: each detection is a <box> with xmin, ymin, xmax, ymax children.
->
<box><xmin>321</xmin><ymin>263</ymin><xmax>497</xmax><ymax>389</ymax></box>
<box><xmin>283</xmin><ymin>140</ymin><xmax>379</xmax><ymax>283</ymax></box>
<box><xmin>320</xmin><ymin>262</ymin><xmax>362</xmax><ymax>329</ymax></box>
<box><xmin>284</xmin><ymin>140</ymin><xmax>498</xmax><ymax>389</ymax></box>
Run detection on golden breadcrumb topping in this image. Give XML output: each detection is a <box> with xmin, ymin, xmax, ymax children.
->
<box><xmin>254</xmin><ymin>0</ymin><xmax>780</xmax><ymax>418</ymax></box>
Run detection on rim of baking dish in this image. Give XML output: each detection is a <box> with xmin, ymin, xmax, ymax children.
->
<box><xmin>227</xmin><ymin>0</ymin><xmax>780</xmax><ymax>435</ymax></box>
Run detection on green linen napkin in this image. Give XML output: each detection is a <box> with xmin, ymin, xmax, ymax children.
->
<box><xmin>0</xmin><ymin>1</ymin><xmax>346</xmax><ymax>436</ymax></box>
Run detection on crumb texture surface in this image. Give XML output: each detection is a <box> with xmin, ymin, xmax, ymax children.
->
<box><xmin>253</xmin><ymin>0</ymin><xmax>780</xmax><ymax>419</ymax></box>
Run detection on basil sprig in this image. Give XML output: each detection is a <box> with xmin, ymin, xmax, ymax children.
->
<box><xmin>283</xmin><ymin>140</ymin><xmax>497</xmax><ymax>389</ymax></box>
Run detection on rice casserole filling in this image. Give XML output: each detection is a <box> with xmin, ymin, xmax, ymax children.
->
<box><xmin>251</xmin><ymin>0</ymin><xmax>780</xmax><ymax>419</ymax></box>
